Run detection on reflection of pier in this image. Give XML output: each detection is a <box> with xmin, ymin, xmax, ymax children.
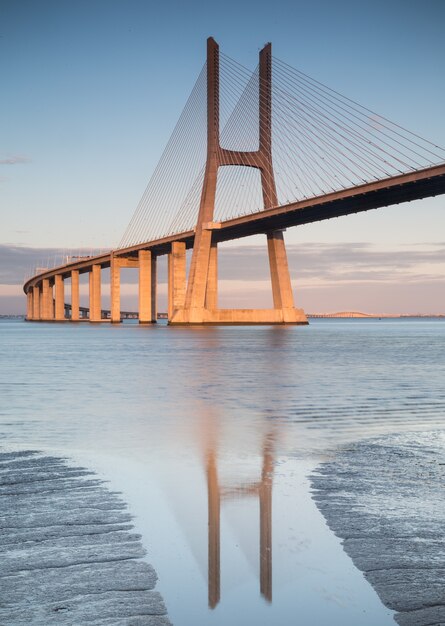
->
<box><xmin>206</xmin><ymin>434</ymin><xmax>274</xmax><ymax>608</ymax></box>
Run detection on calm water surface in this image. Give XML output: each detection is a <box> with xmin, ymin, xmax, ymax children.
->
<box><xmin>1</xmin><ymin>318</ymin><xmax>444</xmax><ymax>625</ymax></box>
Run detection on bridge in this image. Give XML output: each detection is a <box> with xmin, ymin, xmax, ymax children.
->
<box><xmin>23</xmin><ymin>38</ymin><xmax>445</xmax><ymax>325</ymax></box>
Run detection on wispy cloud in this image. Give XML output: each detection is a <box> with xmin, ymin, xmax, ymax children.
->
<box><xmin>218</xmin><ymin>242</ymin><xmax>445</xmax><ymax>284</ymax></box>
<box><xmin>0</xmin><ymin>154</ymin><xmax>31</xmax><ymax>165</ymax></box>
<box><xmin>3</xmin><ymin>241</ymin><xmax>444</xmax><ymax>287</ymax></box>
<box><xmin>0</xmin><ymin>244</ymin><xmax>92</xmax><ymax>284</ymax></box>
<box><xmin>2</xmin><ymin>242</ymin><xmax>445</xmax><ymax>314</ymax></box>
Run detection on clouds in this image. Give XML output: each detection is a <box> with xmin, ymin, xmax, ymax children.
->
<box><xmin>218</xmin><ymin>242</ymin><xmax>445</xmax><ymax>285</ymax></box>
<box><xmin>0</xmin><ymin>154</ymin><xmax>31</xmax><ymax>165</ymax></box>
<box><xmin>1</xmin><ymin>241</ymin><xmax>445</xmax><ymax>314</ymax></box>
<box><xmin>0</xmin><ymin>155</ymin><xmax>31</xmax><ymax>183</ymax></box>
<box><xmin>0</xmin><ymin>244</ymin><xmax>74</xmax><ymax>284</ymax></box>
<box><xmin>2</xmin><ymin>240</ymin><xmax>445</xmax><ymax>285</ymax></box>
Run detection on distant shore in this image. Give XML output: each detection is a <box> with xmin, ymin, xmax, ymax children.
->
<box><xmin>1</xmin><ymin>312</ymin><xmax>445</xmax><ymax>320</ymax></box>
<box><xmin>308</xmin><ymin>312</ymin><xmax>445</xmax><ymax>319</ymax></box>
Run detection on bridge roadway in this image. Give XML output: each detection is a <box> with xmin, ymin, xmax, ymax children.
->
<box><xmin>24</xmin><ymin>163</ymin><xmax>445</xmax><ymax>297</ymax></box>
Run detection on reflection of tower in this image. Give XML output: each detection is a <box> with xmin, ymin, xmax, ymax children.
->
<box><xmin>206</xmin><ymin>433</ymin><xmax>274</xmax><ymax>608</ymax></box>
<box><xmin>206</xmin><ymin>448</ymin><xmax>220</xmax><ymax>609</ymax></box>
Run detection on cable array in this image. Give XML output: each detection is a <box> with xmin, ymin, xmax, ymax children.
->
<box><xmin>120</xmin><ymin>51</ymin><xmax>445</xmax><ymax>248</ymax></box>
<box><xmin>271</xmin><ymin>56</ymin><xmax>445</xmax><ymax>201</ymax></box>
<box><xmin>119</xmin><ymin>64</ymin><xmax>207</xmax><ymax>248</ymax></box>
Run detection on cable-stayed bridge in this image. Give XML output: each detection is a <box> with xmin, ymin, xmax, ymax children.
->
<box><xmin>24</xmin><ymin>38</ymin><xmax>445</xmax><ymax>324</ymax></box>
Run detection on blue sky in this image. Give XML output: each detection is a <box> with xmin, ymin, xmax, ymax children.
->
<box><xmin>1</xmin><ymin>0</ymin><xmax>444</xmax><ymax>312</ymax></box>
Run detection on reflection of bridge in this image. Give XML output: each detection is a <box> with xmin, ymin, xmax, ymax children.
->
<box><xmin>206</xmin><ymin>433</ymin><xmax>274</xmax><ymax>608</ymax></box>
<box><xmin>23</xmin><ymin>38</ymin><xmax>445</xmax><ymax>325</ymax></box>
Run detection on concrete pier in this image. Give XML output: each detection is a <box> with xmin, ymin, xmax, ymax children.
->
<box><xmin>33</xmin><ymin>285</ymin><xmax>40</xmax><ymax>320</ymax></box>
<box><xmin>89</xmin><ymin>264</ymin><xmax>101</xmax><ymax>322</ymax></box>
<box><xmin>54</xmin><ymin>274</ymin><xmax>65</xmax><ymax>321</ymax></box>
<box><xmin>110</xmin><ymin>253</ymin><xmax>121</xmax><ymax>324</ymax></box>
<box><xmin>168</xmin><ymin>242</ymin><xmax>186</xmax><ymax>319</ymax></box>
<box><xmin>42</xmin><ymin>279</ymin><xmax>53</xmax><ymax>321</ymax></box>
<box><xmin>139</xmin><ymin>250</ymin><xmax>157</xmax><ymax>323</ymax></box>
<box><xmin>205</xmin><ymin>241</ymin><xmax>218</xmax><ymax>309</ymax></box>
<box><xmin>71</xmin><ymin>270</ymin><xmax>80</xmax><ymax>321</ymax></box>
<box><xmin>26</xmin><ymin>290</ymin><xmax>33</xmax><ymax>320</ymax></box>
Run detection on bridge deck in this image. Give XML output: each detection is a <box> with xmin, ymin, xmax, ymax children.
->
<box><xmin>24</xmin><ymin>163</ymin><xmax>445</xmax><ymax>293</ymax></box>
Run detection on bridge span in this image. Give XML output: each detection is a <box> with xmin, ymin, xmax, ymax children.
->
<box><xmin>23</xmin><ymin>38</ymin><xmax>445</xmax><ymax>325</ymax></box>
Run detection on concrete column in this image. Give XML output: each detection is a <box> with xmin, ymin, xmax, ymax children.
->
<box><xmin>151</xmin><ymin>255</ymin><xmax>157</xmax><ymax>322</ymax></box>
<box><xmin>168</xmin><ymin>242</ymin><xmax>186</xmax><ymax>319</ymax></box>
<box><xmin>49</xmin><ymin>282</ymin><xmax>55</xmax><ymax>319</ymax></box>
<box><xmin>89</xmin><ymin>272</ymin><xmax>93</xmax><ymax>319</ymax></box>
<box><xmin>26</xmin><ymin>291</ymin><xmax>33</xmax><ymax>320</ymax></box>
<box><xmin>33</xmin><ymin>286</ymin><xmax>40</xmax><ymax>320</ymax></box>
<box><xmin>71</xmin><ymin>270</ymin><xmax>80</xmax><ymax>321</ymax></box>
<box><xmin>89</xmin><ymin>264</ymin><xmax>101</xmax><ymax>322</ymax></box>
<box><xmin>41</xmin><ymin>279</ymin><xmax>53</xmax><ymax>320</ymax></box>
<box><xmin>205</xmin><ymin>241</ymin><xmax>218</xmax><ymax>309</ymax></box>
<box><xmin>267</xmin><ymin>230</ymin><xmax>295</xmax><ymax>310</ymax></box>
<box><xmin>54</xmin><ymin>275</ymin><xmax>65</xmax><ymax>321</ymax></box>
<box><xmin>110</xmin><ymin>254</ymin><xmax>121</xmax><ymax>324</ymax></box>
<box><xmin>139</xmin><ymin>250</ymin><xmax>156</xmax><ymax>323</ymax></box>
<box><xmin>185</xmin><ymin>228</ymin><xmax>213</xmax><ymax>313</ymax></box>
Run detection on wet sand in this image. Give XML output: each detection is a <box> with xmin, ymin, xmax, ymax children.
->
<box><xmin>0</xmin><ymin>450</ymin><xmax>171</xmax><ymax>625</ymax></box>
<box><xmin>311</xmin><ymin>431</ymin><xmax>445</xmax><ymax>626</ymax></box>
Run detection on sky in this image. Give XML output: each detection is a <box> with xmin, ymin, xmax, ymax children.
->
<box><xmin>1</xmin><ymin>0</ymin><xmax>445</xmax><ymax>314</ymax></box>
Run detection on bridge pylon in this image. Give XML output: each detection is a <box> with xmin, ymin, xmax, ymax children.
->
<box><xmin>169</xmin><ymin>37</ymin><xmax>307</xmax><ymax>325</ymax></box>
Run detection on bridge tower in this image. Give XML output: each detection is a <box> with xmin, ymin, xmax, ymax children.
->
<box><xmin>169</xmin><ymin>38</ymin><xmax>307</xmax><ymax>325</ymax></box>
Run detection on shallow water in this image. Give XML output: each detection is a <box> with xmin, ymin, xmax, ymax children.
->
<box><xmin>1</xmin><ymin>318</ymin><xmax>444</xmax><ymax>625</ymax></box>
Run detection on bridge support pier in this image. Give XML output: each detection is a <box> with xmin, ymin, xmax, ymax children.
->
<box><xmin>89</xmin><ymin>264</ymin><xmax>102</xmax><ymax>322</ymax></box>
<box><xmin>138</xmin><ymin>250</ymin><xmax>157</xmax><ymax>323</ymax></box>
<box><xmin>168</xmin><ymin>242</ymin><xmax>186</xmax><ymax>320</ymax></box>
<box><xmin>110</xmin><ymin>254</ymin><xmax>121</xmax><ymax>324</ymax></box>
<box><xmin>42</xmin><ymin>279</ymin><xmax>54</xmax><ymax>320</ymax></box>
<box><xmin>169</xmin><ymin>229</ymin><xmax>307</xmax><ymax>325</ymax></box>
<box><xmin>33</xmin><ymin>285</ymin><xmax>40</xmax><ymax>320</ymax></box>
<box><xmin>26</xmin><ymin>291</ymin><xmax>33</xmax><ymax>320</ymax></box>
<box><xmin>55</xmin><ymin>275</ymin><xmax>65</xmax><ymax>321</ymax></box>
<box><xmin>267</xmin><ymin>230</ymin><xmax>304</xmax><ymax>323</ymax></box>
<box><xmin>206</xmin><ymin>241</ymin><xmax>218</xmax><ymax>309</ymax></box>
<box><xmin>71</xmin><ymin>270</ymin><xmax>80</xmax><ymax>321</ymax></box>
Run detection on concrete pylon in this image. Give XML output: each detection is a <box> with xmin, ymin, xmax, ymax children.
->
<box><xmin>55</xmin><ymin>275</ymin><xmax>65</xmax><ymax>321</ymax></box>
<box><xmin>26</xmin><ymin>291</ymin><xmax>33</xmax><ymax>320</ymax></box>
<box><xmin>42</xmin><ymin>279</ymin><xmax>54</xmax><ymax>320</ymax></box>
<box><xmin>110</xmin><ymin>253</ymin><xmax>121</xmax><ymax>324</ymax></box>
<box><xmin>89</xmin><ymin>264</ymin><xmax>101</xmax><ymax>322</ymax></box>
<box><xmin>168</xmin><ymin>242</ymin><xmax>187</xmax><ymax>319</ymax></box>
<box><xmin>71</xmin><ymin>270</ymin><xmax>80</xmax><ymax>321</ymax></box>
<box><xmin>139</xmin><ymin>250</ymin><xmax>157</xmax><ymax>323</ymax></box>
<box><xmin>170</xmin><ymin>38</ymin><xmax>307</xmax><ymax>325</ymax></box>
<box><xmin>33</xmin><ymin>286</ymin><xmax>40</xmax><ymax>320</ymax></box>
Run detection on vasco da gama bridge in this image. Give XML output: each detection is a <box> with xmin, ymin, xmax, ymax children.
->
<box><xmin>24</xmin><ymin>38</ymin><xmax>445</xmax><ymax>325</ymax></box>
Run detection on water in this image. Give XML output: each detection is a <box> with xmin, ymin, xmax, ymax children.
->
<box><xmin>1</xmin><ymin>318</ymin><xmax>444</xmax><ymax>625</ymax></box>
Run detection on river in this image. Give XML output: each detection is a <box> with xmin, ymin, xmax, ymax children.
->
<box><xmin>1</xmin><ymin>318</ymin><xmax>444</xmax><ymax>625</ymax></box>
